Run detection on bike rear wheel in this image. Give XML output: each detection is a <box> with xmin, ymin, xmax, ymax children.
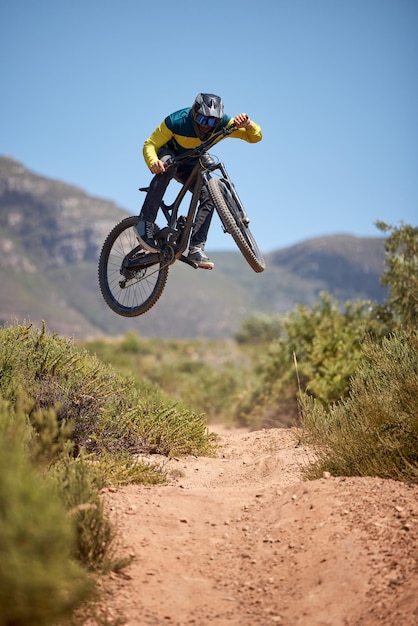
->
<box><xmin>208</xmin><ymin>178</ymin><xmax>265</xmax><ymax>273</ymax></box>
<box><xmin>98</xmin><ymin>215</ymin><xmax>169</xmax><ymax>317</ymax></box>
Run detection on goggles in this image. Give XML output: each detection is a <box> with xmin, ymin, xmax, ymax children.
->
<box><xmin>196</xmin><ymin>114</ymin><xmax>219</xmax><ymax>127</ymax></box>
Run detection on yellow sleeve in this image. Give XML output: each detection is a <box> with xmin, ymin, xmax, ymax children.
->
<box><xmin>229</xmin><ymin>120</ymin><xmax>263</xmax><ymax>144</ymax></box>
<box><xmin>143</xmin><ymin>120</ymin><xmax>173</xmax><ymax>169</ymax></box>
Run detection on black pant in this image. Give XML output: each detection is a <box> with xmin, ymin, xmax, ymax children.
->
<box><xmin>139</xmin><ymin>156</ymin><xmax>215</xmax><ymax>250</ymax></box>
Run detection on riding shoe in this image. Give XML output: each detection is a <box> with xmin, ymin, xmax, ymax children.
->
<box><xmin>188</xmin><ymin>247</ymin><xmax>214</xmax><ymax>270</ymax></box>
<box><xmin>135</xmin><ymin>220</ymin><xmax>159</xmax><ymax>252</ymax></box>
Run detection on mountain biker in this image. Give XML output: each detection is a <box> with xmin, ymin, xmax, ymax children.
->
<box><xmin>136</xmin><ymin>93</ymin><xmax>262</xmax><ymax>269</ymax></box>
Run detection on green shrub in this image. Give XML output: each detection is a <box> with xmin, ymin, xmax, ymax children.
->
<box><xmin>233</xmin><ymin>337</ymin><xmax>299</xmax><ymax>429</ymax></box>
<box><xmin>80</xmin><ymin>334</ymin><xmax>252</xmax><ymax>427</ymax></box>
<box><xmin>300</xmin><ymin>330</ymin><xmax>418</xmax><ymax>482</ymax></box>
<box><xmin>90</xmin><ymin>450</ymin><xmax>166</xmax><ymax>487</ymax></box>
<box><xmin>234</xmin><ymin>294</ymin><xmax>376</xmax><ymax>428</ymax></box>
<box><xmin>98</xmin><ymin>399</ymin><xmax>216</xmax><ymax>458</ymax></box>
<box><xmin>0</xmin><ymin>322</ymin><xmax>215</xmax><ymax>460</ymax></box>
<box><xmin>51</xmin><ymin>454</ymin><xmax>120</xmax><ymax>572</ymax></box>
<box><xmin>0</xmin><ymin>399</ymin><xmax>93</xmax><ymax>626</ymax></box>
<box><xmin>235</xmin><ymin>314</ymin><xmax>283</xmax><ymax>345</ymax></box>
<box><xmin>0</xmin><ymin>321</ymin><xmax>129</xmax><ymax>451</ymax></box>
<box><xmin>285</xmin><ymin>294</ymin><xmax>379</xmax><ymax>403</ymax></box>
<box><xmin>151</xmin><ymin>357</ymin><xmax>245</xmax><ymax>423</ymax></box>
<box><xmin>376</xmin><ymin>221</ymin><xmax>418</xmax><ymax>329</ymax></box>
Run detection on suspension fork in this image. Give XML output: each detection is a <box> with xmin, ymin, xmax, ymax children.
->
<box><xmin>215</xmin><ymin>162</ymin><xmax>250</xmax><ymax>224</ymax></box>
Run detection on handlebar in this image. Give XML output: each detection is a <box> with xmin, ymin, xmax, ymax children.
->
<box><xmin>167</xmin><ymin>122</ymin><xmax>237</xmax><ymax>168</ymax></box>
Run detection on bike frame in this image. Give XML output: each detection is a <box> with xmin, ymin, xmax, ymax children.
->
<box><xmin>124</xmin><ymin>124</ymin><xmax>250</xmax><ymax>272</ymax></box>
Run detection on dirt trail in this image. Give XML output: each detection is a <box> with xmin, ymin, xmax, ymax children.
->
<box><xmin>97</xmin><ymin>427</ymin><xmax>418</xmax><ymax>626</ymax></box>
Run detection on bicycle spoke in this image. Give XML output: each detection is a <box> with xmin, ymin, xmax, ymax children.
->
<box><xmin>98</xmin><ymin>216</ymin><xmax>169</xmax><ymax>317</ymax></box>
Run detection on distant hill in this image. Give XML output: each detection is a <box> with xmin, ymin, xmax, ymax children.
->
<box><xmin>0</xmin><ymin>156</ymin><xmax>388</xmax><ymax>339</ymax></box>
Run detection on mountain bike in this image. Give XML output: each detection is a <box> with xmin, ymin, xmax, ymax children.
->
<box><xmin>98</xmin><ymin>123</ymin><xmax>266</xmax><ymax>317</ymax></box>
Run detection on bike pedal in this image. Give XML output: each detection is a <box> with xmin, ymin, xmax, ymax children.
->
<box><xmin>180</xmin><ymin>255</ymin><xmax>199</xmax><ymax>269</ymax></box>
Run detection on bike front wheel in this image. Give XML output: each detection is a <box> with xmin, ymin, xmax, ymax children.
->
<box><xmin>98</xmin><ymin>215</ymin><xmax>169</xmax><ymax>317</ymax></box>
<box><xmin>208</xmin><ymin>178</ymin><xmax>265</xmax><ymax>273</ymax></box>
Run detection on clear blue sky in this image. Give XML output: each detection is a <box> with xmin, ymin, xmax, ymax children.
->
<box><xmin>1</xmin><ymin>0</ymin><xmax>417</xmax><ymax>253</ymax></box>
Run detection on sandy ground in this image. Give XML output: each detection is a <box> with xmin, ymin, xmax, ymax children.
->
<box><xmin>94</xmin><ymin>426</ymin><xmax>418</xmax><ymax>626</ymax></box>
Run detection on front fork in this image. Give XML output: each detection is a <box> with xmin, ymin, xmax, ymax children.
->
<box><xmin>205</xmin><ymin>162</ymin><xmax>251</xmax><ymax>226</ymax></box>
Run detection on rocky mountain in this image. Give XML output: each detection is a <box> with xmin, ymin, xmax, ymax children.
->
<box><xmin>0</xmin><ymin>156</ymin><xmax>388</xmax><ymax>339</ymax></box>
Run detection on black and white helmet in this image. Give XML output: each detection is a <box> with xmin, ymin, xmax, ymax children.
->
<box><xmin>192</xmin><ymin>93</ymin><xmax>224</xmax><ymax>139</ymax></box>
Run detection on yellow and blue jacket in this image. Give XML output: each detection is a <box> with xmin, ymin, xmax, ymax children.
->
<box><xmin>143</xmin><ymin>107</ymin><xmax>262</xmax><ymax>169</ymax></box>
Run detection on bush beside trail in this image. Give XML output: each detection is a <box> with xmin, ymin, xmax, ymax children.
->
<box><xmin>0</xmin><ymin>398</ymin><xmax>93</xmax><ymax>626</ymax></box>
<box><xmin>0</xmin><ymin>321</ymin><xmax>215</xmax><ymax>625</ymax></box>
<box><xmin>300</xmin><ymin>329</ymin><xmax>418</xmax><ymax>482</ymax></box>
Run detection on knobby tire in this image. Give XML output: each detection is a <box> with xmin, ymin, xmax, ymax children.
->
<box><xmin>208</xmin><ymin>178</ymin><xmax>265</xmax><ymax>273</ymax></box>
<box><xmin>98</xmin><ymin>215</ymin><xmax>169</xmax><ymax>317</ymax></box>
